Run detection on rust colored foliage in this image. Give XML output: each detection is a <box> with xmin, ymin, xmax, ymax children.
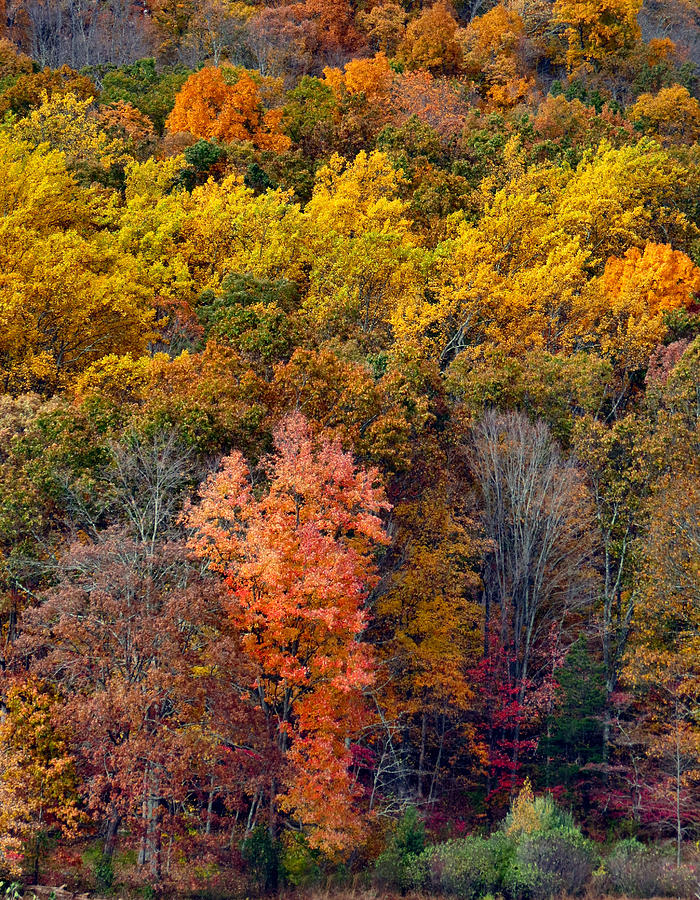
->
<box><xmin>0</xmin><ymin>37</ymin><xmax>32</xmax><ymax>77</ymax></box>
<box><xmin>0</xmin><ymin>64</ymin><xmax>97</xmax><ymax>118</ymax></box>
<box><xmin>300</xmin><ymin>0</ymin><xmax>365</xmax><ymax>58</ymax></box>
<box><xmin>645</xmin><ymin>339</ymin><xmax>691</xmax><ymax>386</ymax></box>
<box><xmin>462</xmin><ymin>5</ymin><xmax>533</xmax><ymax>107</ymax></box>
<box><xmin>98</xmin><ymin>100</ymin><xmax>157</xmax><ymax>156</ymax></box>
<box><xmin>17</xmin><ymin>532</ymin><xmax>264</xmax><ymax>881</ymax></box>
<box><xmin>391</xmin><ymin>70</ymin><xmax>469</xmax><ymax>137</ymax></box>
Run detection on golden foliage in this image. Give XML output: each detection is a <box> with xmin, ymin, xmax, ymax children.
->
<box><xmin>553</xmin><ymin>0</ymin><xmax>642</xmax><ymax>67</ymax></box>
<box><xmin>630</xmin><ymin>85</ymin><xmax>700</xmax><ymax>145</ymax></box>
<box><xmin>14</xmin><ymin>91</ymin><xmax>127</xmax><ymax>173</ymax></box>
<box><xmin>399</xmin><ymin>0</ymin><xmax>464</xmax><ymax>74</ymax></box>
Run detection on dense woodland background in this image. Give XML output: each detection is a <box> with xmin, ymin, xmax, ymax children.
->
<box><xmin>0</xmin><ymin>0</ymin><xmax>698</xmax><ymax>896</ymax></box>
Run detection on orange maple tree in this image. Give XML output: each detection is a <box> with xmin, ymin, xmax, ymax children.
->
<box><xmin>597</xmin><ymin>242</ymin><xmax>700</xmax><ymax>368</ymax></box>
<box><xmin>184</xmin><ymin>412</ymin><xmax>389</xmax><ymax>850</ymax></box>
<box><xmin>166</xmin><ymin>65</ymin><xmax>290</xmax><ymax>150</ymax></box>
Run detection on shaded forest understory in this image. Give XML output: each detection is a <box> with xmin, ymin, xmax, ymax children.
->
<box><xmin>0</xmin><ymin>0</ymin><xmax>698</xmax><ymax>896</ymax></box>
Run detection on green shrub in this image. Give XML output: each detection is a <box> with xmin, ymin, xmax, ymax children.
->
<box><xmin>421</xmin><ymin>836</ymin><xmax>501</xmax><ymax>899</ymax></box>
<box><xmin>374</xmin><ymin>845</ymin><xmax>410</xmax><ymax>891</ymax></box>
<box><xmin>374</xmin><ymin>806</ymin><xmax>425</xmax><ymax>891</ymax></box>
<box><xmin>280</xmin><ymin>832</ymin><xmax>321</xmax><ymax>888</ymax></box>
<box><xmin>502</xmin><ymin>859</ymin><xmax>555</xmax><ymax>900</ymax></box>
<box><xmin>517</xmin><ymin>826</ymin><xmax>597</xmax><ymax>896</ymax></box>
<box><xmin>486</xmin><ymin>830</ymin><xmax>518</xmax><ymax>879</ymax></box>
<box><xmin>407</xmin><ymin>832</ymin><xmax>519</xmax><ymax>898</ymax></box>
<box><xmin>387</xmin><ymin>819</ymin><xmax>598</xmax><ymax>899</ymax></box>
<box><xmin>597</xmin><ymin>841</ymin><xmax>696</xmax><ymax>898</ymax></box>
<box><xmin>95</xmin><ymin>854</ymin><xmax>115</xmax><ymax>892</ymax></box>
<box><xmin>394</xmin><ymin>804</ymin><xmax>426</xmax><ymax>856</ymax></box>
<box><xmin>241</xmin><ymin>825</ymin><xmax>280</xmax><ymax>893</ymax></box>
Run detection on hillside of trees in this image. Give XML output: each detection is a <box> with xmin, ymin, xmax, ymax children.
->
<box><xmin>0</xmin><ymin>0</ymin><xmax>698</xmax><ymax>896</ymax></box>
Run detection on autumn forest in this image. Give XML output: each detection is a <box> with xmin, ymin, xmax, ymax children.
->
<box><xmin>0</xmin><ymin>0</ymin><xmax>698</xmax><ymax>896</ymax></box>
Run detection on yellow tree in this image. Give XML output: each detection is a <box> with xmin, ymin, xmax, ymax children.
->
<box><xmin>629</xmin><ymin>85</ymin><xmax>700</xmax><ymax>146</ymax></box>
<box><xmin>117</xmin><ymin>156</ymin><xmax>194</xmax><ymax>308</ymax></box>
<box><xmin>0</xmin><ymin>681</ymin><xmax>81</xmax><ymax>881</ymax></box>
<box><xmin>14</xmin><ymin>91</ymin><xmax>127</xmax><ymax>177</ymax></box>
<box><xmin>0</xmin><ymin>129</ymin><xmax>89</xmax><ymax>234</ymax></box>
<box><xmin>394</xmin><ymin>153</ymin><xmax>589</xmax><ymax>363</ymax></box>
<box><xmin>553</xmin><ymin>0</ymin><xmax>642</xmax><ymax>67</ymax></box>
<box><xmin>399</xmin><ymin>1</ymin><xmax>464</xmax><ymax>75</ymax></box>
<box><xmin>0</xmin><ymin>229</ymin><xmax>157</xmax><ymax>393</ymax></box>
<box><xmin>302</xmin><ymin>151</ymin><xmax>423</xmax><ymax>347</ymax></box>
<box><xmin>0</xmin><ymin>131</ymin><xmax>157</xmax><ymax>393</ymax></box>
<box><xmin>180</xmin><ymin>175</ymin><xmax>305</xmax><ymax>293</ymax></box>
<box><xmin>553</xmin><ymin>139</ymin><xmax>692</xmax><ymax>266</ymax></box>
<box><xmin>304</xmin><ymin>149</ymin><xmax>408</xmax><ymax>237</ymax></box>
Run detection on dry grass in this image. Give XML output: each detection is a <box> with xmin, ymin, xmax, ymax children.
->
<box><xmin>288</xmin><ymin>893</ymin><xmax>688</xmax><ymax>900</ymax></box>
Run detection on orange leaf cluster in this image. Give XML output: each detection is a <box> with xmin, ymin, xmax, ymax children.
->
<box><xmin>166</xmin><ymin>65</ymin><xmax>290</xmax><ymax>151</ymax></box>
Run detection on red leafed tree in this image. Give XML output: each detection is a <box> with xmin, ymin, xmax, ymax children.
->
<box><xmin>300</xmin><ymin>0</ymin><xmax>365</xmax><ymax>63</ymax></box>
<box><xmin>184</xmin><ymin>412</ymin><xmax>390</xmax><ymax>851</ymax></box>
<box><xmin>471</xmin><ymin>631</ymin><xmax>559</xmax><ymax>819</ymax></box>
<box><xmin>17</xmin><ymin>532</ymin><xmax>264</xmax><ymax>883</ymax></box>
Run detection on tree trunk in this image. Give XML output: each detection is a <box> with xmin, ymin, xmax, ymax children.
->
<box><xmin>675</xmin><ymin>715</ymin><xmax>682</xmax><ymax>868</ymax></box>
<box><xmin>206</xmin><ymin>773</ymin><xmax>215</xmax><ymax>835</ymax></box>
<box><xmin>417</xmin><ymin>711</ymin><xmax>427</xmax><ymax>798</ymax></box>
<box><xmin>103</xmin><ymin>808</ymin><xmax>120</xmax><ymax>860</ymax></box>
